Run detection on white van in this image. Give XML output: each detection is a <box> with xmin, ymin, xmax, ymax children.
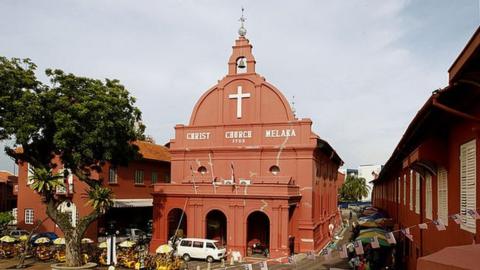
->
<box><xmin>176</xmin><ymin>238</ymin><xmax>226</xmax><ymax>262</ymax></box>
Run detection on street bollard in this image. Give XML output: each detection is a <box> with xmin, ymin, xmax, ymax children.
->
<box><xmin>221</xmin><ymin>258</ymin><xmax>225</xmax><ymax>267</ymax></box>
<box><xmin>196</xmin><ymin>266</ymin><xmax>200</xmax><ymax>270</ymax></box>
<box><xmin>230</xmin><ymin>256</ymin><xmax>234</xmax><ymax>265</ymax></box>
<box><xmin>207</xmin><ymin>262</ymin><xmax>211</xmax><ymax>270</ymax></box>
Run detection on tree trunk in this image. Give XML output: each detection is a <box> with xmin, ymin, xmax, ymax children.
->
<box><xmin>65</xmin><ymin>232</ymin><xmax>83</xmax><ymax>267</ymax></box>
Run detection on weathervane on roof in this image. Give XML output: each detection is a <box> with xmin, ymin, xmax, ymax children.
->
<box><xmin>238</xmin><ymin>7</ymin><xmax>247</xmax><ymax>37</ymax></box>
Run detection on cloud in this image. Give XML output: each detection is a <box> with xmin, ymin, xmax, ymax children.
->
<box><xmin>0</xmin><ymin>0</ymin><xmax>478</xmax><ymax>172</ymax></box>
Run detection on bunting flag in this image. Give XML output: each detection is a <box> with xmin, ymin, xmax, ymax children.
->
<box><xmin>243</xmin><ymin>264</ymin><xmax>253</xmax><ymax>270</ymax></box>
<box><xmin>338</xmin><ymin>244</ymin><xmax>348</xmax><ymax>258</ymax></box>
<box><xmin>307</xmin><ymin>251</ymin><xmax>315</xmax><ymax>260</ymax></box>
<box><xmin>418</xmin><ymin>223</ymin><xmax>428</xmax><ymax>230</ymax></box>
<box><xmin>467</xmin><ymin>209</ymin><xmax>480</xmax><ymax>220</ymax></box>
<box><xmin>260</xmin><ymin>261</ymin><xmax>268</xmax><ymax>270</ymax></box>
<box><xmin>385</xmin><ymin>232</ymin><xmax>396</xmax><ymax>244</ymax></box>
<box><xmin>354</xmin><ymin>240</ymin><xmax>364</xmax><ymax>255</ymax></box>
<box><xmin>433</xmin><ymin>220</ymin><xmax>446</xmax><ymax>231</ymax></box>
<box><xmin>371</xmin><ymin>236</ymin><xmax>380</xmax><ymax>249</ymax></box>
<box><xmin>452</xmin><ymin>214</ymin><xmax>462</xmax><ymax>224</ymax></box>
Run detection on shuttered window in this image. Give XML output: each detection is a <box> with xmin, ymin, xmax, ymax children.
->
<box><xmin>437</xmin><ymin>167</ymin><xmax>448</xmax><ymax>225</ymax></box>
<box><xmin>409</xmin><ymin>170</ymin><xmax>413</xmax><ymax>211</ymax></box>
<box><xmin>460</xmin><ymin>139</ymin><xmax>476</xmax><ymax>233</ymax></box>
<box><xmin>425</xmin><ymin>173</ymin><xmax>433</xmax><ymax>220</ymax></box>
<box><xmin>415</xmin><ymin>172</ymin><xmax>420</xmax><ymax>214</ymax></box>
<box><xmin>397</xmin><ymin>177</ymin><xmax>401</xmax><ymax>204</ymax></box>
<box><xmin>403</xmin><ymin>174</ymin><xmax>407</xmax><ymax>206</ymax></box>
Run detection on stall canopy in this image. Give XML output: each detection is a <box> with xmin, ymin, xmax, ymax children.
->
<box><xmin>417</xmin><ymin>244</ymin><xmax>480</xmax><ymax>270</ymax></box>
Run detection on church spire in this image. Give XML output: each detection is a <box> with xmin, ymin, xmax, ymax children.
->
<box><xmin>238</xmin><ymin>7</ymin><xmax>247</xmax><ymax>37</ymax></box>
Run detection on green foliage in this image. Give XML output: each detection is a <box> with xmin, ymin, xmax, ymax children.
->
<box><xmin>0</xmin><ymin>211</ymin><xmax>14</xmax><ymax>231</ymax></box>
<box><xmin>85</xmin><ymin>185</ymin><xmax>114</xmax><ymax>214</ymax></box>
<box><xmin>29</xmin><ymin>167</ymin><xmax>64</xmax><ymax>194</ymax></box>
<box><xmin>339</xmin><ymin>175</ymin><xmax>371</xmax><ymax>202</ymax></box>
<box><xmin>0</xmin><ymin>56</ymin><xmax>145</xmax><ymax>170</ymax></box>
<box><xmin>0</xmin><ymin>56</ymin><xmax>145</xmax><ymax>266</ymax></box>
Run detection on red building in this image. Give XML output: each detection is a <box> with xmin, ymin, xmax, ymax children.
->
<box><xmin>0</xmin><ymin>171</ymin><xmax>17</xmax><ymax>213</ymax></box>
<box><xmin>16</xmin><ymin>141</ymin><xmax>170</xmax><ymax>239</ymax></box>
<box><xmin>151</xmin><ymin>25</ymin><xmax>343</xmax><ymax>258</ymax></box>
<box><xmin>372</xmin><ymin>27</ymin><xmax>480</xmax><ymax>270</ymax></box>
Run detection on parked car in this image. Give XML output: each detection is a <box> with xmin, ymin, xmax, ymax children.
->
<box><xmin>30</xmin><ymin>232</ymin><xmax>58</xmax><ymax>245</ymax></box>
<box><xmin>176</xmin><ymin>238</ymin><xmax>226</xmax><ymax>263</ymax></box>
<box><xmin>9</xmin><ymin>229</ymin><xmax>29</xmax><ymax>238</ymax></box>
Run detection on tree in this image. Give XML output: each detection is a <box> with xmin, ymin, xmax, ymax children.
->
<box><xmin>339</xmin><ymin>175</ymin><xmax>370</xmax><ymax>202</ymax></box>
<box><xmin>0</xmin><ymin>211</ymin><xmax>14</xmax><ymax>234</ymax></box>
<box><xmin>0</xmin><ymin>57</ymin><xmax>145</xmax><ymax>267</ymax></box>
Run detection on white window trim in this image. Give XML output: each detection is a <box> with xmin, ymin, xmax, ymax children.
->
<box><xmin>25</xmin><ymin>208</ymin><xmax>34</xmax><ymax>225</ymax></box>
<box><xmin>134</xmin><ymin>170</ymin><xmax>144</xmax><ymax>185</ymax></box>
<box><xmin>437</xmin><ymin>167</ymin><xmax>448</xmax><ymax>225</ymax></box>
<box><xmin>403</xmin><ymin>174</ymin><xmax>407</xmax><ymax>206</ymax></box>
<box><xmin>409</xmin><ymin>170</ymin><xmax>413</xmax><ymax>211</ymax></box>
<box><xmin>397</xmin><ymin>177</ymin><xmax>401</xmax><ymax>204</ymax></box>
<box><xmin>109</xmin><ymin>167</ymin><xmax>118</xmax><ymax>184</ymax></box>
<box><xmin>425</xmin><ymin>174</ymin><xmax>433</xmax><ymax>220</ymax></box>
<box><xmin>415</xmin><ymin>172</ymin><xmax>420</xmax><ymax>214</ymax></box>
<box><xmin>460</xmin><ymin>139</ymin><xmax>476</xmax><ymax>233</ymax></box>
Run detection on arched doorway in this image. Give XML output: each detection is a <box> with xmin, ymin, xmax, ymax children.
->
<box><xmin>167</xmin><ymin>208</ymin><xmax>187</xmax><ymax>239</ymax></box>
<box><xmin>205</xmin><ymin>210</ymin><xmax>227</xmax><ymax>246</ymax></box>
<box><xmin>247</xmin><ymin>211</ymin><xmax>270</xmax><ymax>257</ymax></box>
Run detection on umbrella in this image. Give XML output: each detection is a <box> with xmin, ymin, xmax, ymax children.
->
<box><xmin>356</xmin><ymin>232</ymin><xmax>391</xmax><ymax>247</ymax></box>
<box><xmin>359</xmin><ymin>228</ymin><xmax>388</xmax><ymax>235</ymax></box>
<box><xmin>34</xmin><ymin>237</ymin><xmax>51</xmax><ymax>244</ymax></box>
<box><xmin>118</xmin><ymin>240</ymin><xmax>136</xmax><ymax>248</ymax></box>
<box><xmin>19</xmin><ymin>235</ymin><xmax>28</xmax><ymax>241</ymax></box>
<box><xmin>358</xmin><ymin>220</ymin><xmax>379</xmax><ymax>228</ymax></box>
<box><xmin>0</xmin><ymin>235</ymin><xmax>17</xmax><ymax>243</ymax></box>
<box><xmin>81</xmin><ymin>238</ymin><xmax>94</xmax><ymax>244</ymax></box>
<box><xmin>98</xmin><ymin>241</ymin><xmax>107</xmax><ymax>249</ymax></box>
<box><xmin>53</xmin><ymin>238</ymin><xmax>66</xmax><ymax>245</ymax></box>
<box><xmin>156</xmin><ymin>244</ymin><xmax>173</xmax><ymax>254</ymax></box>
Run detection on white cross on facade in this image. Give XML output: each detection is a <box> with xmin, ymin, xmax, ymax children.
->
<box><xmin>229</xmin><ymin>86</ymin><xmax>251</xmax><ymax>118</ymax></box>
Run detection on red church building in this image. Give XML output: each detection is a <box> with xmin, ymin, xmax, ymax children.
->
<box><xmin>151</xmin><ymin>23</ymin><xmax>343</xmax><ymax>258</ymax></box>
<box><xmin>372</xmin><ymin>27</ymin><xmax>480</xmax><ymax>270</ymax></box>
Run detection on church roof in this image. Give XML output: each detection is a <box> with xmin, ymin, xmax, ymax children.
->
<box><xmin>135</xmin><ymin>141</ymin><xmax>170</xmax><ymax>162</ymax></box>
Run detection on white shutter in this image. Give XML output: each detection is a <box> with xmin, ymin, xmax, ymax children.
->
<box><xmin>437</xmin><ymin>167</ymin><xmax>448</xmax><ymax>225</ymax></box>
<box><xmin>404</xmin><ymin>174</ymin><xmax>407</xmax><ymax>206</ymax></box>
<box><xmin>27</xmin><ymin>163</ymin><xmax>34</xmax><ymax>185</ymax></box>
<box><xmin>415</xmin><ymin>172</ymin><xmax>420</xmax><ymax>214</ymax></box>
<box><xmin>460</xmin><ymin>140</ymin><xmax>476</xmax><ymax>233</ymax></box>
<box><xmin>425</xmin><ymin>174</ymin><xmax>432</xmax><ymax>220</ymax></box>
<box><xmin>409</xmin><ymin>170</ymin><xmax>413</xmax><ymax>211</ymax></box>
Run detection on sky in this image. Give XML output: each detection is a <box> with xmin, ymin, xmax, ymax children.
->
<box><xmin>0</xmin><ymin>0</ymin><xmax>479</xmax><ymax>173</ymax></box>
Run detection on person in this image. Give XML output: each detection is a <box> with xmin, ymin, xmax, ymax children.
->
<box><xmin>349</xmin><ymin>210</ymin><xmax>353</xmax><ymax>220</ymax></box>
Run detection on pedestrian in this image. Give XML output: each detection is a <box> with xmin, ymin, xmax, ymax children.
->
<box><xmin>349</xmin><ymin>210</ymin><xmax>353</xmax><ymax>220</ymax></box>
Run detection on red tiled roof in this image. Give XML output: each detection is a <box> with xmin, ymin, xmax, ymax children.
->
<box><xmin>134</xmin><ymin>141</ymin><xmax>171</xmax><ymax>162</ymax></box>
<box><xmin>0</xmin><ymin>171</ymin><xmax>15</xmax><ymax>183</ymax></box>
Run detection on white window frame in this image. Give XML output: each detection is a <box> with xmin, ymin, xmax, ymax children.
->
<box><xmin>134</xmin><ymin>169</ymin><xmax>144</xmax><ymax>185</ymax></box>
<box><xmin>409</xmin><ymin>170</ymin><xmax>413</xmax><ymax>211</ymax></box>
<box><xmin>108</xmin><ymin>167</ymin><xmax>118</xmax><ymax>184</ymax></box>
<box><xmin>403</xmin><ymin>174</ymin><xmax>407</xmax><ymax>206</ymax></box>
<box><xmin>425</xmin><ymin>173</ymin><xmax>433</xmax><ymax>220</ymax></box>
<box><xmin>415</xmin><ymin>172</ymin><xmax>420</xmax><ymax>214</ymax></box>
<box><xmin>24</xmin><ymin>208</ymin><xmax>34</xmax><ymax>225</ymax></box>
<box><xmin>460</xmin><ymin>139</ymin><xmax>476</xmax><ymax>233</ymax></box>
<box><xmin>437</xmin><ymin>167</ymin><xmax>448</xmax><ymax>225</ymax></box>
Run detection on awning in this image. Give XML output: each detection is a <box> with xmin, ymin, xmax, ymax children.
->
<box><xmin>112</xmin><ymin>199</ymin><xmax>153</xmax><ymax>208</ymax></box>
<box><xmin>417</xmin><ymin>244</ymin><xmax>480</xmax><ymax>270</ymax></box>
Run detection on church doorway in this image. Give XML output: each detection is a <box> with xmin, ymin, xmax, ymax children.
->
<box><xmin>205</xmin><ymin>210</ymin><xmax>227</xmax><ymax>246</ymax></box>
<box><xmin>247</xmin><ymin>211</ymin><xmax>270</xmax><ymax>257</ymax></box>
<box><xmin>167</xmin><ymin>208</ymin><xmax>187</xmax><ymax>240</ymax></box>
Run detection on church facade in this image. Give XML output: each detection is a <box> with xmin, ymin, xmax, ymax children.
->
<box><xmin>151</xmin><ymin>28</ymin><xmax>343</xmax><ymax>258</ymax></box>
